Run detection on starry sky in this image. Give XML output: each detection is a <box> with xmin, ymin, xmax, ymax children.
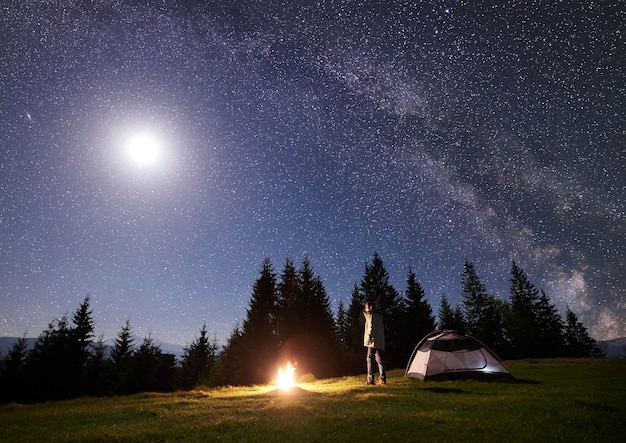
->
<box><xmin>1</xmin><ymin>1</ymin><xmax>624</xmax><ymax>347</ymax></box>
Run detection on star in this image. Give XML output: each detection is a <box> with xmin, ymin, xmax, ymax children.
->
<box><xmin>0</xmin><ymin>0</ymin><xmax>623</xmax><ymax>346</ymax></box>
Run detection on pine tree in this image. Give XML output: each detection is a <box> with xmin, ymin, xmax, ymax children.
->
<box><xmin>437</xmin><ymin>294</ymin><xmax>466</xmax><ymax>332</ymax></box>
<box><xmin>347</xmin><ymin>284</ymin><xmax>366</xmax><ymax>341</ymax></box>
<box><xmin>452</xmin><ymin>304</ymin><xmax>467</xmax><ymax>333</ymax></box>
<box><xmin>508</xmin><ymin>261</ymin><xmax>542</xmax><ymax>358</ymax></box>
<box><xmin>280</xmin><ymin>257</ymin><xmax>339</xmax><ymax>378</ymax></box>
<box><xmin>70</xmin><ymin>296</ymin><xmax>96</xmax><ymax>394</ymax></box>
<box><xmin>17</xmin><ymin>297</ymin><xmax>97</xmax><ymax>401</ymax></box>
<box><xmin>0</xmin><ymin>335</ymin><xmax>29</xmax><ymax>403</ymax></box>
<box><xmin>109</xmin><ymin>319</ymin><xmax>136</xmax><ymax>394</ymax></box>
<box><xmin>535</xmin><ymin>290</ymin><xmax>566</xmax><ymax>357</ymax></box>
<box><xmin>239</xmin><ymin>258</ymin><xmax>280</xmax><ymax>384</ymax></box>
<box><xmin>25</xmin><ymin>314</ymin><xmax>74</xmax><ymax>401</ymax></box>
<box><xmin>485</xmin><ymin>294</ymin><xmax>512</xmax><ymax>359</ymax></box>
<box><xmin>397</xmin><ymin>268</ymin><xmax>435</xmax><ymax>360</ymax></box>
<box><xmin>213</xmin><ymin>324</ymin><xmax>244</xmax><ymax>386</ymax></box>
<box><xmin>437</xmin><ymin>294</ymin><xmax>455</xmax><ymax>330</ymax></box>
<box><xmin>335</xmin><ymin>300</ymin><xmax>350</xmax><ymax>360</ymax></box>
<box><xmin>360</xmin><ymin>252</ymin><xmax>400</xmax><ymax>316</ymax></box>
<box><xmin>277</xmin><ymin>258</ymin><xmax>299</xmax><ymax>342</ymax></box>
<box><xmin>461</xmin><ymin>261</ymin><xmax>507</xmax><ymax>354</ymax></box>
<box><xmin>83</xmin><ymin>335</ymin><xmax>108</xmax><ymax>396</ymax></box>
<box><xmin>72</xmin><ymin>296</ymin><xmax>95</xmax><ymax>357</ymax></box>
<box><xmin>344</xmin><ymin>284</ymin><xmax>366</xmax><ymax>374</ymax></box>
<box><xmin>359</xmin><ymin>253</ymin><xmax>402</xmax><ymax>367</ymax></box>
<box><xmin>564</xmin><ymin>307</ymin><xmax>597</xmax><ymax>357</ymax></box>
<box><xmin>461</xmin><ymin>261</ymin><xmax>490</xmax><ymax>334</ymax></box>
<box><xmin>128</xmin><ymin>336</ymin><xmax>176</xmax><ymax>393</ymax></box>
<box><xmin>404</xmin><ymin>268</ymin><xmax>435</xmax><ymax>340</ymax></box>
<box><xmin>110</xmin><ymin>319</ymin><xmax>135</xmax><ymax>370</ymax></box>
<box><xmin>179</xmin><ymin>324</ymin><xmax>219</xmax><ymax>389</ymax></box>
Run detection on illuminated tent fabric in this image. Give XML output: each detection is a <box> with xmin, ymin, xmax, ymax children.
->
<box><xmin>405</xmin><ymin>330</ymin><xmax>513</xmax><ymax>381</ymax></box>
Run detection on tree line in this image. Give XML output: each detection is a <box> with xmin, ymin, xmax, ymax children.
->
<box><xmin>0</xmin><ymin>253</ymin><xmax>598</xmax><ymax>403</ymax></box>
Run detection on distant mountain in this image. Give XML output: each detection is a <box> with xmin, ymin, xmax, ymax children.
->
<box><xmin>596</xmin><ymin>338</ymin><xmax>626</xmax><ymax>358</ymax></box>
<box><xmin>0</xmin><ymin>336</ymin><xmax>185</xmax><ymax>359</ymax></box>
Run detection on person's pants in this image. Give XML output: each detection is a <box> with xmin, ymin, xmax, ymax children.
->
<box><xmin>366</xmin><ymin>347</ymin><xmax>386</xmax><ymax>382</ymax></box>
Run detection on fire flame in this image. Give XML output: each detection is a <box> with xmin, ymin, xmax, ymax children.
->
<box><xmin>276</xmin><ymin>361</ymin><xmax>296</xmax><ymax>389</ymax></box>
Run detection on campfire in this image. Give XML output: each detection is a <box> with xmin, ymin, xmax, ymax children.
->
<box><xmin>276</xmin><ymin>361</ymin><xmax>296</xmax><ymax>389</ymax></box>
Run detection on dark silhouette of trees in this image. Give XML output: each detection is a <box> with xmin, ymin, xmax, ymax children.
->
<box><xmin>335</xmin><ymin>299</ymin><xmax>354</xmax><ymax>373</ymax></box>
<box><xmin>507</xmin><ymin>262</ymin><xmax>572</xmax><ymax>358</ymax></box>
<box><xmin>213</xmin><ymin>259</ymin><xmax>281</xmax><ymax>386</ymax></box>
<box><xmin>26</xmin><ymin>315</ymin><xmax>72</xmax><ymax>400</ymax></box>
<box><xmin>0</xmin><ymin>300</ymin><xmax>174</xmax><ymax>402</ymax></box>
<box><xmin>535</xmin><ymin>290</ymin><xmax>566</xmax><ymax>357</ymax></box>
<box><xmin>437</xmin><ymin>294</ymin><xmax>466</xmax><ymax>332</ymax></box>
<box><xmin>404</xmin><ymin>268</ymin><xmax>436</xmax><ymax>338</ymax></box>
<box><xmin>508</xmin><ymin>261</ymin><xmax>542</xmax><ymax>358</ymax></box>
<box><xmin>340</xmin><ymin>253</ymin><xmax>435</xmax><ymax>371</ymax></box>
<box><xmin>0</xmin><ymin>256</ymin><xmax>604</xmax><ymax>402</ymax></box>
<box><xmin>452</xmin><ymin>305</ymin><xmax>466</xmax><ymax>333</ymax></box>
<box><xmin>109</xmin><ymin>319</ymin><xmax>136</xmax><ymax>394</ymax></box>
<box><xmin>128</xmin><ymin>336</ymin><xmax>176</xmax><ymax>393</ymax></box>
<box><xmin>23</xmin><ymin>296</ymin><xmax>96</xmax><ymax>401</ymax></box>
<box><xmin>437</xmin><ymin>294</ymin><xmax>455</xmax><ymax>329</ymax></box>
<box><xmin>276</xmin><ymin>257</ymin><xmax>339</xmax><ymax>379</ymax></box>
<box><xmin>213</xmin><ymin>324</ymin><xmax>245</xmax><ymax>386</ymax></box>
<box><xmin>71</xmin><ymin>296</ymin><xmax>97</xmax><ymax>394</ymax></box>
<box><xmin>217</xmin><ymin>256</ymin><xmax>341</xmax><ymax>383</ymax></box>
<box><xmin>277</xmin><ymin>258</ymin><xmax>299</xmax><ymax>341</ymax></box>
<box><xmin>0</xmin><ymin>335</ymin><xmax>29</xmax><ymax>403</ymax></box>
<box><xmin>489</xmin><ymin>295</ymin><xmax>513</xmax><ymax>359</ymax></box>
<box><xmin>178</xmin><ymin>324</ymin><xmax>219</xmax><ymax>389</ymax></box>
<box><xmin>108</xmin><ymin>323</ymin><xmax>176</xmax><ymax>394</ymax></box>
<box><xmin>343</xmin><ymin>284</ymin><xmax>367</xmax><ymax>374</ymax></box>
<box><xmin>359</xmin><ymin>252</ymin><xmax>403</xmax><ymax>367</ymax></box>
<box><xmin>396</xmin><ymin>268</ymin><xmax>436</xmax><ymax>362</ymax></box>
<box><xmin>360</xmin><ymin>253</ymin><xmax>400</xmax><ymax>317</ymax></box>
<box><xmin>564</xmin><ymin>307</ymin><xmax>598</xmax><ymax>357</ymax></box>
<box><xmin>461</xmin><ymin>261</ymin><xmax>509</xmax><ymax>357</ymax></box>
<box><xmin>240</xmin><ymin>257</ymin><xmax>281</xmax><ymax>384</ymax></box>
<box><xmin>83</xmin><ymin>335</ymin><xmax>108</xmax><ymax>396</ymax></box>
<box><xmin>304</xmin><ymin>257</ymin><xmax>340</xmax><ymax>377</ymax></box>
<box><xmin>461</xmin><ymin>261</ymin><xmax>490</xmax><ymax>336</ymax></box>
<box><xmin>73</xmin><ymin>296</ymin><xmax>95</xmax><ymax>357</ymax></box>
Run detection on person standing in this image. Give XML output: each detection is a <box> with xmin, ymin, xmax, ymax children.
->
<box><xmin>363</xmin><ymin>301</ymin><xmax>386</xmax><ymax>385</ymax></box>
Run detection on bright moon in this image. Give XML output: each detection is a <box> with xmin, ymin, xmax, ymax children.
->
<box><xmin>126</xmin><ymin>133</ymin><xmax>162</xmax><ymax>167</ymax></box>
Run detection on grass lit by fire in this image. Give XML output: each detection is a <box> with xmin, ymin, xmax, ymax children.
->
<box><xmin>0</xmin><ymin>359</ymin><xmax>625</xmax><ymax>442</ymax></box>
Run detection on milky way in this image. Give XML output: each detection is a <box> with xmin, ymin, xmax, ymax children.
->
<box><xmin>1</xmin><ymin>1</ymin><xmax>624</xmax><ymax>345</ymax></box>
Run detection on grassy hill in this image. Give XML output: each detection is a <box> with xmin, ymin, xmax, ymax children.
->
<box><xmin>1</xmin><ymin>358</ymin><xmax>624</xmax><ymax>442</ymax></box>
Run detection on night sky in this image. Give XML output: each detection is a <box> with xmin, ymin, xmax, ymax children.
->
<box><xmin>1</xmin><ymin>1</ymin><xmax>624</xmax><ymax>347</ymax></box>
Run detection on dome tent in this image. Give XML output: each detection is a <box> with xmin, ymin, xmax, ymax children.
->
<box><xmin>405</xmin><ymin>330</ymin><xmax>513</xmax><ymax>381</ymax></box>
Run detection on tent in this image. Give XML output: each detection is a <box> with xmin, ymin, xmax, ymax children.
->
<box><xmin>405</xmin><ymin>330</ymin><xmax>513</xmax><ymax>381</ymax></box>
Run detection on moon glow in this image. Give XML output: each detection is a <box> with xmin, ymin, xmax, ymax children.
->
<box><xmin>126</xmin><ymin>133</ymin><xmax>162</xmax><ymax>167</ymax></box>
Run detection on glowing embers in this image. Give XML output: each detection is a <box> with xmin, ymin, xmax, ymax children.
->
<box><xmin>276</xmin><ymin>361</ymin><xmax>296</xmax><ymax>389</ymax></box>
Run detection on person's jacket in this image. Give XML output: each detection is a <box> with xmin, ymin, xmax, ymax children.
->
<box><xmin>363</xmin><ymin>309</ymin><xmax>385</xmax><ymax>350</ymax></box>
